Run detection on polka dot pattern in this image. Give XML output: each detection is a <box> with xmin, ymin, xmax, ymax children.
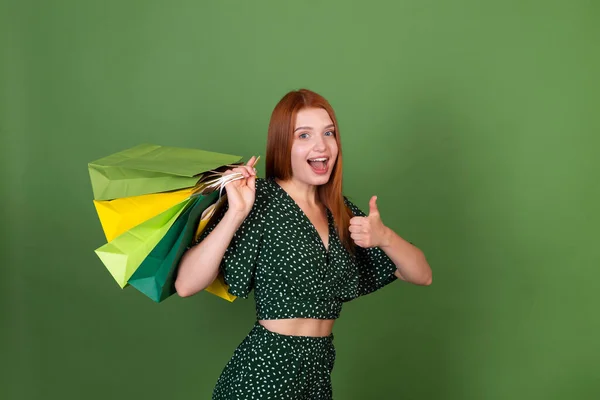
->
<box><xmin>194</xmin><ymin>177</ymin><xmax>399</xmax><ymax>319</ymax></box>
<box><xmin>212</xmin><ymin>321</ymin><xmax>336</xmax><ymax>399</ymax></box>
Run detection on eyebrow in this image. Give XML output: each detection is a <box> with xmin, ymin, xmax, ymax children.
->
<box><xmin>294</xmin><ymin>124</ymin><xmax>335</xmax><ymax>132</ymax></box>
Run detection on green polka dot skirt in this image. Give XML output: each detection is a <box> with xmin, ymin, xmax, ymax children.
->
<box><xmin>212</xmin><ymin>321</ymin><xmax>336</xmax><ymax>399</ymax></box>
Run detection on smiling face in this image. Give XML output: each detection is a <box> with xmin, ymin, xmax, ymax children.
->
<box><xmin>289</xmin><ymin>107</ymin><xmax>339</xmax><ymax>187</ymax></box>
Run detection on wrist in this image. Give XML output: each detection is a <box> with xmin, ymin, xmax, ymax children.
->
<box><xmin>224</xmin><ymin>209</ymin><xmax>248</xmax><ymax>228</ymax></box>
<box><xmin>379</xmin><ymin>226</ymin><xmax>393</xmax><ymax>248</ymax></box>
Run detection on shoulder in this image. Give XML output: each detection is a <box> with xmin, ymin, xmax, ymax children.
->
<box><xmin>248</xmin><ymin>177</ymin><xmax>274</xmax><ymax>218</ymax></box>
<box><xmin>254</xmin><ymin>177</ymin><xmax>273</xmax><ymax>203</ymax></box>
<box><xmin>343</xmin><ymin>195</ymin><xmax>366</xmax><ymax>217</ymax></box>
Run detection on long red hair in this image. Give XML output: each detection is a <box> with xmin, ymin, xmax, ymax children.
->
<box><xmin>265</xmin><ymin>89</ymin><xmax>355</xmax><ymax>254</ymax></box>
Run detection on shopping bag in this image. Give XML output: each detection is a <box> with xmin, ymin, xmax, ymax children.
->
<box><xmin>94</xmin><ymin>197</ymin><xmax>194</xmax><ymax>288</ymax></box>
<box><xmin>93</xmin><ymin>188</ymin><xmax>194</xmax><ymax>242</ymax></box>
<box><xmin>88</xmin><ymin>143</ymin><xmax>242</xmax><ymax>200</ymax></box>
<box><xmin>128</xmin><ymin>191</ymin><xmax>221</xmax><ymax>302</ymax></box>
<box><xmin>89</xmin><ymin>143</ymin><xmax>256</xmax><ymax>302</ymax></box>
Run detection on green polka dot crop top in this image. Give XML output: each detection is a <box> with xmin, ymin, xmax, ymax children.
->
<box><xmin>194</xmin><ymin>177</ymin><xmax>398</xmax><ymax>320</ymax></box>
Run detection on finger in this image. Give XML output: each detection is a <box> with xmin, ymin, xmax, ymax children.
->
<box><xmin>246</xmin><ymin>156</ymin><xmax>259</xmax><ymax>175</ymax></box>
<box><xmin>348</xmin><ymin>225</ymin><xmax>363</xmax><ymax>233</ymax></box>
<box><xmin>237</xmin><ymin>166</ymin><xmax>251</xmax><ymax>177</ymax></box>
<box><xmin>350</xmin><ymin>216</ymin><xmax>366</xmax><ymax>226</ymax></box>
<box><xmin>242</xmin><ymin>165</ymin><xmax>255</xmax><ymax>176</ymax></box>
<box><xmin>368</xmin><ymin>196</ymin><xmax>379</xmax><ymax>216</ymax></box>
<box><xmin>246</xmin><ymin>155</ymin><xmax>260</xmax><ymax>168</ymax></box>
<box><xmin>234</xmin><ymin>164</ymin><xmax>253</xmax><ymax>177</ymax></box>
<box><xmin>350</xmin><ymin>232</ymin><xmax>365</xmax><ymax>241</ymax></box>
<box><xmin>227</xmin><ymin>167</ymin><xmax>239</xmax><ymax>176</ymax></box>
<box><xmin>231</xmin><ymin>167</ymin><xmax>250</xmax><ymax>178</ymax></box>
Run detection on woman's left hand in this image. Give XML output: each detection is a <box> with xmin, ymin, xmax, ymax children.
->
<box><xmin>349</xmin><ymin>196</ymin><xmax>390</xmax><ymax>248</ymax></box>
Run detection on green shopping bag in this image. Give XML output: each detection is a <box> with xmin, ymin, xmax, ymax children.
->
<box><xmin>128</xmin><ymin>191</ymin><xmax>219</xmax><ymax>302</ymax></box>
<box><xmin>94</xmin><ymin>197</ymin><xmax>194</xmax><ymax>288</ymax></box>
<box><xmin>88</xmin><ymin>143</ymin><xmax>242</xmax><ymax>200</ymax></box>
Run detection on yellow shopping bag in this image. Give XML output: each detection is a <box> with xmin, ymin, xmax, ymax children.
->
<box><xmin>93</xmin><ymin>188</ymin><xmax>194</xmax><ymax>242</ymax></box>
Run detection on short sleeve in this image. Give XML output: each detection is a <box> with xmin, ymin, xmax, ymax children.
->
<box><xmin>339</xmin><ymin>196</ymin><xmax>398</xmax><ymax>302</ymax></box>
<box><xmin>191</xmin><ymin>179</ymin><xmax>266</xmax><ymax>298</ymax></box>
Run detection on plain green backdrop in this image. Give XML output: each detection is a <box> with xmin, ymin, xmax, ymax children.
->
<box><xmin>2</xmin><ymin>1</ymin><xmax>599</xmax><ymax>399</ymax></box>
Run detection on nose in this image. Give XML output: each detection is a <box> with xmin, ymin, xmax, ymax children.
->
<box><xmin>313</xmin><ymin>134</ymin><xmax>327</xmax><ymax>152</ymax></box>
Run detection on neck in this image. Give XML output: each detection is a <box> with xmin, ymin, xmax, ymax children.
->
<box><xmin>275</xmin><ymin>177</ymin><xmax>320</xmax><ymax>207</ymax></box>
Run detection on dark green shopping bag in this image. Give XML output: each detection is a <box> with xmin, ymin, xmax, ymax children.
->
<box><xmin>128</xmin><ymin>191</ymin><xmax>219</xmax><ymax>302</ymax></box>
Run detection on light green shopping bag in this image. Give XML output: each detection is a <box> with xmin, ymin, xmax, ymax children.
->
<box><xmin>94</xmin><ymin>197</ymin><xmax>194</xmax><ymax>288</ymax></box>
<box><xmin>88</xmin><ymin>143</ymin><xmax>242</xmax><ymax>201</ymax></box>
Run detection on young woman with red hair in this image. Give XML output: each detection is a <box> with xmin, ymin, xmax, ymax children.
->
<box><xmin>175</xmin><ymin>89</ymin><xmax>432</xmax><ymax>399</ymax></box>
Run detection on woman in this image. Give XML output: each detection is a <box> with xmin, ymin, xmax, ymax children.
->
<box><xmin>175</xmin><ymin>89</ymin><xmax>432</xmax><ymax>399</ymax></box>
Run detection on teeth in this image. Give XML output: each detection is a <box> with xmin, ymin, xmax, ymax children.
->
<box><xmin>308</xmin><ymin>158</ymin><xmax>328</xmax><ymax>162</ymax></box>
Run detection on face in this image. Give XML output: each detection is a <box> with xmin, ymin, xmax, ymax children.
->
<box><xmin>290</xmin><ymin>107</ymin><xmax>339</xmax><ymax>187</ymax></box>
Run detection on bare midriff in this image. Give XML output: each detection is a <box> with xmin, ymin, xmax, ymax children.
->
<box><xmin>258</xmin><ymin>318</ymin><xmax>336</xmax><ymax>337</ymax></box>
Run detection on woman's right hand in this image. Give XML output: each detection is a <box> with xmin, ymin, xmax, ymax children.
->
<box><xmin>222</xmin><ymin>155</ymin><xmax>259</xmax><ymax>219</ymax></box>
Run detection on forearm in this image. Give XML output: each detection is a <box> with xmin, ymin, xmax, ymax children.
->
<box><xmin>174</xmin><ymin>211</ymin><xmax>246</xmax><ymax>297</ymax></box>
<box><xmin>380</xmin><ymin>227</ymin><xmax>432</xmax><ymax>286</ymax></box>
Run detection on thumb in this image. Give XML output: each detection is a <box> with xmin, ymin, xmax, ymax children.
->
<box><xmin>368</xmin><ymin>195</ymin><xmax>379</xmax><ymax>216</ymax></box>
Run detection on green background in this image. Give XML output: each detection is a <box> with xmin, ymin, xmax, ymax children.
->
<box><xmin>2</xmin><ymin>1</ymin><xmax>599</xmax><ymax>399</ymax></box>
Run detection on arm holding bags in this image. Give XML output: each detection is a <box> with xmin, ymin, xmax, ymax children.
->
<box><xmin>185</xmin><ymin>179</ymin><xmax>267</xmax><ymax>299</ymax></box>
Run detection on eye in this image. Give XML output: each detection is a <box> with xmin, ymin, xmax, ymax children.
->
<box><xmin>324</xmin><ymin>130</ymin><xmax>335</xmax><ymax>137</ymax></box>
<box><xmin>299</xmin><ymin>132</ymin><xmax>310</xmax><ymax>139</ymax></box>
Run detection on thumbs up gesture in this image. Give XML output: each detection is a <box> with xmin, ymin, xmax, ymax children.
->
<box><xmin>349</xmin><ymin>196</ymin><xmax>390</xmax><ymax>248</ymax></box>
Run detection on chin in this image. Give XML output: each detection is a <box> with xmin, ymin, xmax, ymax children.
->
<box><xmin>292</xmin><ymin>174</ymin><xmax>330</xmax><ymax>187</ymax></box>
<box><xmin>309</xmin><ymin>174</ymin><xmax>332</xmax><ymax>186</ymax></box>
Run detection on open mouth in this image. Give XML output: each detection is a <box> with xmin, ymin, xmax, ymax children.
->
<box><xmin>307</xmin><ymin>157</ymin><xmax>329</xmax><ymax>173</ymax></box>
